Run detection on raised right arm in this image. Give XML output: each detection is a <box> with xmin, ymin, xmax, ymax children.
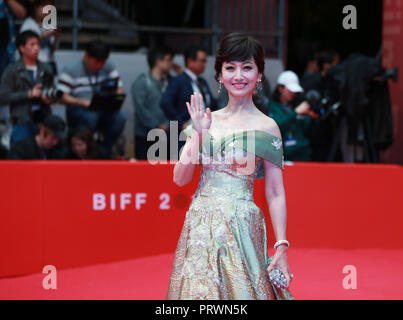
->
<box><xmin>173</xmin><ymin>93</ymin><xmax>212</xmax><ymax>186</ymax></box>
<box><xmin>173</xmin><ymin>130</ymin><xmax>206</xmax><ymax>186</ymax></box>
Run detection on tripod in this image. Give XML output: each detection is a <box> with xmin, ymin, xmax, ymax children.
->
<box><xmin>327</xmin><ymin>109</ymin><xmax>379</xmax><ymax>163</ymax></box>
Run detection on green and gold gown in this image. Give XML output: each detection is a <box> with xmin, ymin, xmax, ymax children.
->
<box><xmin>166</xmin><ymin>123</ymin><xmax>294</xmax><ymax>300</ymax></box>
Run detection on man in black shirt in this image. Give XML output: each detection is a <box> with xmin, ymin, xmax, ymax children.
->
<box><xmin>8</xmin><ymin>114</ymin><xmax>66</xmax><ymax>159</ymax></box>
<box><xmin>302</xmin><ymin>50</ymin><xmax>341</xmax><ymax>162</ymax></box>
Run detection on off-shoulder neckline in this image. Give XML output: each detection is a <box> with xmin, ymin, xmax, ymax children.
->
<box><xmin>207</xmin><ymin>129</ymin><xmax>281</xmax><ymax>144</ymax></box>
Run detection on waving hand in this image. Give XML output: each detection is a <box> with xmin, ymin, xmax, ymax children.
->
<box><xmin>185</xmin><ymin>93</ymin><xmax>212</xmax><ymax>135</ymax></box>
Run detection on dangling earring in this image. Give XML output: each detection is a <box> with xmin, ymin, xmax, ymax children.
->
<box><xmin>218</xmin><ymin>81</ymin><xmax>223</xmax><ymax>95</ymax></box>
<box><xmin>255</xmin><ymin>79</ymin><xmax>263</xmax><ymax>96</ymax></box>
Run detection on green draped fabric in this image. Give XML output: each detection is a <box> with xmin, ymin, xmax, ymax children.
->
<box><xmin>182</xmin><ymin>123</ymin><xmax>284</xmax><ymax>170</ymax></box>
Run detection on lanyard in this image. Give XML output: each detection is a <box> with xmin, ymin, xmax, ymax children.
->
<box><xmin>83</xmin><ymin>61</ymin><xmax>99</xmax><ymax>94</ymax></box>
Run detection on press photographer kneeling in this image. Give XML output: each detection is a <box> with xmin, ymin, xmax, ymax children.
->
<box><xmin>0</xmin><ymin>30</ymin><xmax>61</xmax><ymax>147</ymax></box>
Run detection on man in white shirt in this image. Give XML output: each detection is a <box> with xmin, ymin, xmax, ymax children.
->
<box><xmin>19</xmin><ymin>0</ymin><xmax>59</xmax><ymax>74</ymax></box>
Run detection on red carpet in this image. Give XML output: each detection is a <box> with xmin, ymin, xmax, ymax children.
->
<box><xmin>1</xmin><ymin>248</ymin><xmax>402</xmax><ymax>300</ymax></box>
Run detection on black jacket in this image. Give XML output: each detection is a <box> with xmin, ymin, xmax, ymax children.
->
<box><xmin>0</xmin><ymin>59</ymin><xmax>53</xmax><ymax>125</ymax></box>
<box><xmin>160</xmin><ymin>72</ymin><xmax>217</xmax><ymax>130</ymax></box>
<box><xmin>8</xmin><ymin>136</ymin><xmax>54</xmax><ymax>160</ymax></box>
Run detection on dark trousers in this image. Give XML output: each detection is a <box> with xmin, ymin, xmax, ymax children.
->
<box><xmin>167</xmin><ymin>131</ymin><xmax>185</xmax><ymax>161</ymax></box>
<box><xmin>135</xmin><ymin>132</ymin><xmax>184</xmax><ymax>161</ymax></box>
<box><xmin>135</xmin><ymin>134</ymin><xmax>174</xmax><ymax>161</ymax></box>
<box><xmin>135</xmin><ymin>135</ymin><xmax>154</xmax><ymax>160</ymax></box>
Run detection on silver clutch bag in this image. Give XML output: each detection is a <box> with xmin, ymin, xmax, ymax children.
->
<box><xmin>267</xmin><ymin>257</ymin><xmax>288</xmax><ymax>289</ymax></box>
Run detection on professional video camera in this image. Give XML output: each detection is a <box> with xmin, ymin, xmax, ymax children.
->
<box><xmin>377</xmin><ymin>67</ymin><xmax>398</xmax><ymax>82</ymax></box>
<box><xmin>97</xmin><ymin>77</ymin><xmax>118</xmax><ymax>94</ymax></box>
<box><xmin>42</xmin><ymin>71</ymin><xmax>63</xmax><ymax>100</ymax></box>
<box><xmin>87</xmin><ymin>77</ymin><xmax>125</xmax><ymax>112</ymax></box>
<box><xmin>296</xmin><ymin>56</ymin><xmax>397</xmax><ymax>121</ymax></box>
<box><xmin>304</xmin><ymin>89</ymin><xmax>340</xmax><ymax>118</ymax></box>
<box><xmin>290</xmin><ymin>87</ymin><xmax>340</xmax><ymax>119</ymax></box>
<box><xmin>322</xmin><ymin>53</ymin><xmax>397</xmax><ymax>162</ymax></box>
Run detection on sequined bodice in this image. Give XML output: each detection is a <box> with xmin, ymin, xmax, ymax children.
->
<box><xmin>194</xmin><ymin>146</ymin><xmax>262</xmax><ymax>201</ymax></box>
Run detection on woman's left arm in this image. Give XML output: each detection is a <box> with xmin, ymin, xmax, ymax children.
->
<box><xmin>263</xmin><ymin>159</ymin><xmax>287</xmax><ymax>244</ymax></box>
<box><xmin>263</xmin><ymin>122</ymin><xmax>293</xmax><ymax>287</ymax></box>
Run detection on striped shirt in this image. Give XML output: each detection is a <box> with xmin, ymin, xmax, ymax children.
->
<box><xmin>57</xmin><ymin>58</ymin><xmax>123</xmax><ymax>103</ymax></box>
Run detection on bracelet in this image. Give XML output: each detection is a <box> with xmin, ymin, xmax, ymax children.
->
<box><xmin>274</xmin><ymin>240</ymin><xmax>290</xmax><ymax>250</ymax></box>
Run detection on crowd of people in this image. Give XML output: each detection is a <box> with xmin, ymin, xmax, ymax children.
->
<box><xmin>0</xmin><ymin>0</ymin><xmax>346</xmax><ymax>162</ymax></box>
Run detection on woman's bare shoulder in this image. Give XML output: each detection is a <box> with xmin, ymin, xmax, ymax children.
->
<box><xmin>256</xmin><ymin>113</ymin><xmax>282</xmax><ymax>139</ymax></box>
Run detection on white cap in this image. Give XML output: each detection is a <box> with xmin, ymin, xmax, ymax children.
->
<box><xmin>277</xmin><ymin>70</ymin><xmax>304</xmax><ymax>93</ymax></box>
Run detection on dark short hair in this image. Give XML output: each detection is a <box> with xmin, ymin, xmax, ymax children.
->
<box><xmin>147</xmin><ymin>46</ymin><xmax>174</xmax><ymax>68</ymax></box>
<box><xmin>214</xmin><ymin>33</ymin><xmax>265</xmax><ymax>82</ymax></box>
<box><xmin>271</xmin><ymin>85</ymin><xmax>282</xmax><ymax>103</ymax></box>
<box><xmin>29</xmin><ymin>0</ymin><xmax>53</xmax><ymax>19</ymax></box>
<box><xmin>17</xmin><ymin>30</ymin><xmax>40</xmax><ymax>49</ymax></box>
<box><xmin>33</xmin><ymin>0</ymin><xmax>53</xmax><ymax>8</ymax></box>
<box><xmin>85</xmin><ymin>40</ymin><xmax>110</xmax><ymax>61</ymax></box>
<box><xmin>184</xmin><ymin>45</ymin><xmax>206</xmax><ymax>67</ymax></box>
<box><xmin>306</xmin><ymin>51</ymin><xmax>317</xmax><ymax>62</ymax></box>
<box><xmin>317</xmin><ymin>50</ymin><xmax>338</xmax><ymax>71</ymax></box>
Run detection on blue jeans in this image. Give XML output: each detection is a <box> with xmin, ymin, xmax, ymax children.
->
<box><xmin>10</xmin><ymin>122</ymin><xmax>38</xmax><ymax>147</ymax></box>
<box><xmin>66</xmin><ymin>107</ymin><xmax>126</xmax><ymax>152</ymax></box>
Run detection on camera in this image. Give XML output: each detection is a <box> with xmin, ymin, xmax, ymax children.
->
<box><xmin>305</xmin><ymin>89</ymin><xmax>340</xmax><ymax>117</ymax></box>
<box><xmin>30</xmin><ymin>71</ymin><xmax>62</xmax><ymax>123</ymax></box>
<box><xmin>41</xmin><ymin>71</ymin><xmax>63</xmax><ymax>100</ymax></box>
<box><xmin>376</xmin><ymin>67</ymin><xmax>398</xmax><ymax>82</ymax></box>
<box><xmin>290</xmin><ymin>90</ymin><xmax>339</xmax><ymax>119</ymax></box>
<box><xmin>98</xmin><ymin>78</ymin><xmax>118</xmax><ymax>94</ymax></box>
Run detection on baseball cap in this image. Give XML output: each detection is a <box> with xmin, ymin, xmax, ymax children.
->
<box><xmin>42</xmin><ymin>114</ymin><xmax>66</xmax><ymax>140</ymax></box>
<box><xmin>277</xmin><ymin>70</ymin><xmax>304</xmax><ymax>93</ymax></box>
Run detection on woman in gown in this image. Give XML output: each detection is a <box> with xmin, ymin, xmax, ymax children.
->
<box><xmin>166</xmin><ymin>33</ymin><xmax>294</xmax><ymax>300</ymax></box>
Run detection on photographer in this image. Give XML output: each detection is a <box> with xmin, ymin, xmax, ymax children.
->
<box><xmin>0</xmin><ymin>30</ymin><xmax>55</xmax><ymax>147</ymax></box>
<box><xmin>58</xmin><ymin>40</ymin><xmax>126</xmax><ymax>156</ymax></box>
<box><xmin>268</xmin><ymin>71</ymin><xmax>316</xmax><ymax>161</ymax></box>
<box><xmin>19</xmin><ymin>0</ymin><xmax>60</xmax><ymax>75</ymax></box>
<box><xmin>302</xmin><ymin>50</ymin><xmax>340</xmax><ymax>162</ymax></box>
<box><xmin>8</xmin><ymin>114</ymin><xmax>66</xmax><ymax>160</ymax></box>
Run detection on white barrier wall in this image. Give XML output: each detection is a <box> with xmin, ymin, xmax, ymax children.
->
<box><xmin>54</xmin><ymin>50</ymin><xmax>284</xmax><ymax>158</ymax></box>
